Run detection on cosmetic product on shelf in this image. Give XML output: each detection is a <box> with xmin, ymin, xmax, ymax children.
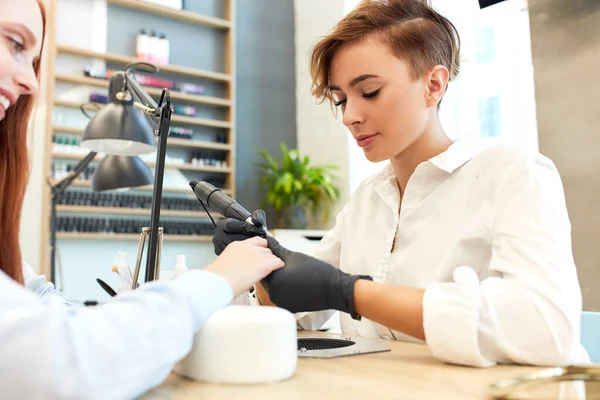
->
<box><xmin>56</xmin><ymin>216</ymin><xmax>215</xmax><ymax>236</ymax></box>
<box><xmin>173</xmin><ymin>104</ymin><xmax>197</xmax><ymax>117</ymax></box>
<box><xmin>189</xmin><ymin>152</ymin><xmax>228</xmax><ymax>168</ymax></box>
<box><xmin>170</xmin><ymin>126</ymin><xmax>194</xmax><ymax>139</ymax></box>
<box><xmin>134</xmin><ymin>73</ymin><xmax>176</xmax><ymax>90</ymax></box>
<box><xmin>176</xmin><ymin>83</ymin><xmax>204</xmax><ymax>95</ymax></box>
<box><xmin>84</xmin><ymin>67</ymin><xmax>107</xmax><ymax>80</ymax></box>
<box><xmin>55</xmin><ymin>191</ymin><xmax>207</xmax><ymax>212</ymax></box>
<box><xmin>216</xmin><ymin>133</ymin><xmax>227</xmax><ymax>143</ymax></box>
<box><xmin>84</xmin><ymin>67</ymin><xmax>177</xmax><ymax>91</ymax></box>
<box><xmin>158</xmin><ymin>33</ymin><xmax>170</xmax><ymax>65</ymax></box>
<box><xmin>51</xmin><ymin>161</ymin><xmax>96</xmax><ymax>181</ymax></box>
<box><xmin>149</xmin><ymin>30</ymin><xmax>160</xmax><ymax>64</ymax></box>
<box><xmin>52</xmin><ymin>136</ymin><xmax>89</xmax><ymax>155</ymax></box>
<box><xmin>52</xmin><ymin>135</ymin><xmax>64</xmax><ymax>153</ymax></box>
<box><xmin>89</xmin><ymin>93</ymin><xmax>108</xmax><ymax>104</ymax></box>
<box><xmin>136</xmin><ymin>29</ymin><xmax>150</xmax><ymax>62</ymax></box>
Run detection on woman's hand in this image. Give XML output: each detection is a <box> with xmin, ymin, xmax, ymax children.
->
<box><xmin>212</xmin><ymin>210</ymin><xmax>267</xmax><ymax>255</ymax></box>
<box><xmin>205</xmin><ymin>236</ymin><xmax>284</xmax><ymax>297</ymax></box>
<box><xmin>262</xmin><ymin>236</ymin><xmax>372</xmax><ymax>318</ymax></box>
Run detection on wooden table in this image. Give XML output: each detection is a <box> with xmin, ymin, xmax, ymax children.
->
<box><xmin>140</xmin><ymin>332</ymin><xmax>586</xmax><ymax>400</ymax></box>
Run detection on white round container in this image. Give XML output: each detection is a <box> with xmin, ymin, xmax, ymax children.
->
<box><xmin>173</xmin><ymin>305</ymin><xmax>297</xmax><ymax>384</ymax></box>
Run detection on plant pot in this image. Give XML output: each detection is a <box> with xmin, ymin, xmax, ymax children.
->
<box><xmin>276</xmin><ymin>205</ymin><xmax>307</xmax><ymax>229</ymax></box>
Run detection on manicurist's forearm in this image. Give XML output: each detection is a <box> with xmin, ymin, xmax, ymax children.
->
<box><xmin>353</xmin><ymin>279</ymin><xmax>426</xmax><ymax>340</ymax></box>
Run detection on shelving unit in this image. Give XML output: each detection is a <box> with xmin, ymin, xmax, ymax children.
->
<box><xmin>54</xmin><ymin>100</ymin><xmax>232</xmax><ymax>129</ymax></box>
<box><xmin>49</xmin><ymin>179</ymin><xmax>234</xmax><ymax>196</ymax></box>
<box><xmin>52</xmin><ymin>125</ymin><xmax>232</xmax><ymax>151</ymax></box>
<box><xmin>56</xmin><ymin>205</ymin><xmax>210</xmax><ymax>218</ymax></box>
<box><xmin>55</xmin><ymin>74</ymin><xmax>232</xmax><ymax>107</ymax></box>
<box><xmin>106</xmin><ymin>0</ymin><xmax>232</xmax><ymax>29</ymax></box>
<box><xmin>57</xmin><ymin>232</ymin><xmax>213</xmax><ymax>242</ymax></box>
<box><xmin>41</xmin><ymin>0</ymin><xmax>236</xmax><ymax>277</ymax></box>
<box><xmin>56</xmin><ymin>45</ymin><xmax>231</xmax><ymax>82</ymax></box>
<box><xmin>52</xmin><ymin>152</ymin><xmax>232</xmax><ymax>173</ymax></box>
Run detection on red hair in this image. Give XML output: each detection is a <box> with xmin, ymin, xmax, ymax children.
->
<box><xmin>0</xmin><ymin>0</ymin><xmax>47</xmax><ymax>283</ymax></box>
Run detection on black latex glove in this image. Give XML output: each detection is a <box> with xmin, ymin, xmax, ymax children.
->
<box><xmin>263</xmin><ymin>236</ymin><xmax>373</xmax><ymax>320</ymax></box>
<box><xmin>212</xmin><ymin>210</ymin><xmax>267</xmax><ymax>255</ymax></box>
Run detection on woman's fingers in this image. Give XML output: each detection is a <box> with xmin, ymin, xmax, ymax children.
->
<box><xmin>244</xmin><ymin>236</ymin><xmax>268</xmax><ymax>247</ymax></box>
<box><xmin>265</xmin><ymin>254</ymin><xmax>285</xmax><ymax>270</ymax></box>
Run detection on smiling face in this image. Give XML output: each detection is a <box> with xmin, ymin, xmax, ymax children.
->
<box><xmin>0</xmin><ymin>0</ymin><xmax>44</xmax><ymax>122</ymax></box>
<box><xmin>329</xmin><ymin>38</ymin><xmax>448</xmax><ymax>163</ymax></box>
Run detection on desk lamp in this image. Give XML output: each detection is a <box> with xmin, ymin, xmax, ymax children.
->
<box><xmin>81</xmin><ymin>62</ymin><xmax>171</xmax><ymax>284</ymax></box>
<box><xmin>49</xmin><ymin>100</ymin><xmax>154</xmax><ymax>284</ymax></box>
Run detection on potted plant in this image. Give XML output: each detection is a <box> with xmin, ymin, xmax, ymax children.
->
<box><xmin>258</xmin><ymin>143</ymin><xmax>340</xmax><ymax>229</ymax></box>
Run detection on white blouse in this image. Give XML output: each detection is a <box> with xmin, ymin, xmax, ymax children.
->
<box><xmin>297</xmin><ymin>138</ymin><xmax>590</xmax><ymax>367</ymax></box>
<box><xmin>22</xmin><ymin>262</ymin><xmax>73</xmax><ymax>305</ymax></box>
<box><xmin>0</xmin><ymin>265</ymin><xmax>234</xmax><ymax>399</ymax></box>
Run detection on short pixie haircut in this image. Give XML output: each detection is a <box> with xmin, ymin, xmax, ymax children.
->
<box><xmin>310</xmin><ymin>0</ymin><xmax>461</xmax><ymax>106</ymax></box>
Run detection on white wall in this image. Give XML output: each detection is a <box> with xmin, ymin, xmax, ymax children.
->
<box><xmin>20</xmin><ymin>0</ymin><xmax>108</xmax><ymax>275</ymax></box>
<box><xmin>293</xmin><ymin>0</ymin><xmax>351</xmax><ymax>228</ymax></box>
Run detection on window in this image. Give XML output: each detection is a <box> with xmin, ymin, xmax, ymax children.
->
<box><xmin>479</xmin><ymin>96</ymin><xmax>502</xmax><ymax>138</ymax></box>
<box><xmin>434</xmin><ymin>0</ymin><xmax>538</xmax><ymax>150</ymax></box>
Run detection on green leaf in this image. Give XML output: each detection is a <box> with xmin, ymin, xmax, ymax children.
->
<box><xmin>256</xmin><ymin>144</ymin><xmax>342</xmax><ymax>225</ymax></box>
<box><xmin>281</xmin><ymin>172</ymin><xmax>294</xmax><ymax>194</ymax></box>
<box><xmin>259</xmin><ymin>149</ymin><xmax>279</xmax><ymax>172</ymax></box>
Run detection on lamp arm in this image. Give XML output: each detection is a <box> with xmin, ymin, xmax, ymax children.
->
<box><xmin>144</xmin><ymin>89</ymin><xmax>171</xmax><ymax>282</ymax></box>
<box><xmin>51</xmin><ymin>151</ymin><xmax>97</xmax><ymax>194</ymax></box>
<box><xmin>126</xmin><ymin>71</ymin><xmax>158</xmax><ymax>109</ymax></box>
<box><xmin>123</xmin><ymin>71</ymin><xmax>163</xmax><ymax>131</ymax></box>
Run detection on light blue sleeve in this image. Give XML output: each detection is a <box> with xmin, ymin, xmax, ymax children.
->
<box><xmin>21</xmin><ymin>262</ymin><xmax>76</xmax><ymax>306</ymax></box>
<box><xmin>0</xmin><ymin>269</ymin><xmax>233</xmax><ymax>400</ymax></box>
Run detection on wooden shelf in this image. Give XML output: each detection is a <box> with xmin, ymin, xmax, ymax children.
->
<box><xmin>57</xmin><ymin>232</ymin><xmax>213</xmax><ymax>242</ymax></box>
<box><xmin>172</xmin><ymin>114</ymin><xmax>231</xmax><ymax>130</ymax></box>
<box><xmin>52</xmin><ymin>152</ymin><xmax>232</xmax><ymax>173</ymax></box>
<box><xmin>166</xmin><ymin>138</ymin><xmax>231</xmax><ymax>151</ymax></box>
<box><xmin>55</xmin><ymin>74</ymin><xmax>231</xmax><ymax>108</ymax></box>
<box><xmin>49</xmin><ymin>179</ymin><xmax>234</xmax><ymax>196</ymax></box>
<box><xmin>54</xmin><ymin>99</ymin><xmax>232</xmax><ymax>129</ymax></box>
<box><xmin>56</xmin><ymin>205</ymin><xmax>211</xmax><ymax>218</ymax></box>
<box><xmin>56</xmin><ymin>45</ymin><xmax>231</xmax><ymax>83</ymax></box>
<box><xmin>106</xmin><ymin>0</ymin><xmax>231</xmax><ymax>30</ymax></box>
<box><xmin>52</xmin><ymin>125</ymin><xmax>84</xmax><ymax>135</ymax></box>
<box><xmin>153</xmin><ymin>161</ymin><xmax>230</xmax><ymax>173</ymax></box>
<box><xmin>52</xmin><ymin>125</ymin><xmax>231</xmax><ymax>151</ymax></box>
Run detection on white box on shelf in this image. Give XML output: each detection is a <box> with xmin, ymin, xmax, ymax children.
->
<box><xmin>142</xmin><ymin>0</ymin><xmax>183</xmax><ymax>10</ymax></box>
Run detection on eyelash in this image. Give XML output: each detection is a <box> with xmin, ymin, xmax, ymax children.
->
<box><xmin>7</xmin><ymin>37</ymin><xmax>25</xmax><ymax>53</ymax></box>
<box><xmin>333</xmin><ymin>89</ymin><xmax>381</xmax><ymax>107</ymax></box>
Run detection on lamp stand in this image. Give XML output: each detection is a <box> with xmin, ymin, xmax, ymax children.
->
<box><xmin>143</xmin><ymin>90</ymin><xmax>171</xmax><ymax>283</ymax></box>
<box><xmin>131</xmin><ymin>227</ymin><xmax>164</xmax><ymax>289</ymax></box>
<box><xmin>122</xmin><ymin>82</ymin><xmax>172</xmax><ymax>286</ymax></box>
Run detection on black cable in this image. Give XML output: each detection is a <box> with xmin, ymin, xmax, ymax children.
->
<box><xmin>79</xmin><ymin>102</ymin><xmax>101</xmax><ymax>120</ymax></box>
<box><xmin>198</xmin><ymin>200</ymin><xmax>217</xmax><ymax>227</ymax></box>
<box><xmin>124</xmin><ymin>61</ymin><xmax>159</xmax><ymax>74</ymax></box>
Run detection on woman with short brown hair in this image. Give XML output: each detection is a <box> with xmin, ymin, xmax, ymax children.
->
<box><xmin>214</xmin><ymin>0</ymin><xmax>589</xmax><ymax>368</ymax></box>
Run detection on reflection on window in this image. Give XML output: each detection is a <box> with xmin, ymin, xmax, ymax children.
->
<box><xmin>479</xmin><ymin>96</ymin><xmax>501</xmax><ymax>138</ymax></box>
<box><xmin>475</xmin><ymin>25</ymin><xmax>496</xmax><ymax>64</ymax></box>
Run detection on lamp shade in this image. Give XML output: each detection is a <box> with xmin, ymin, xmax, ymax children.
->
<box><xmin>92</xmin><ymin>155</ymin><xmax>154</xmax><ymax>192</ymax></box>
<box><xmin>81</xmin><ymin>101</ymin><xmax>157</xmax><ymax>156</ymax></box>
